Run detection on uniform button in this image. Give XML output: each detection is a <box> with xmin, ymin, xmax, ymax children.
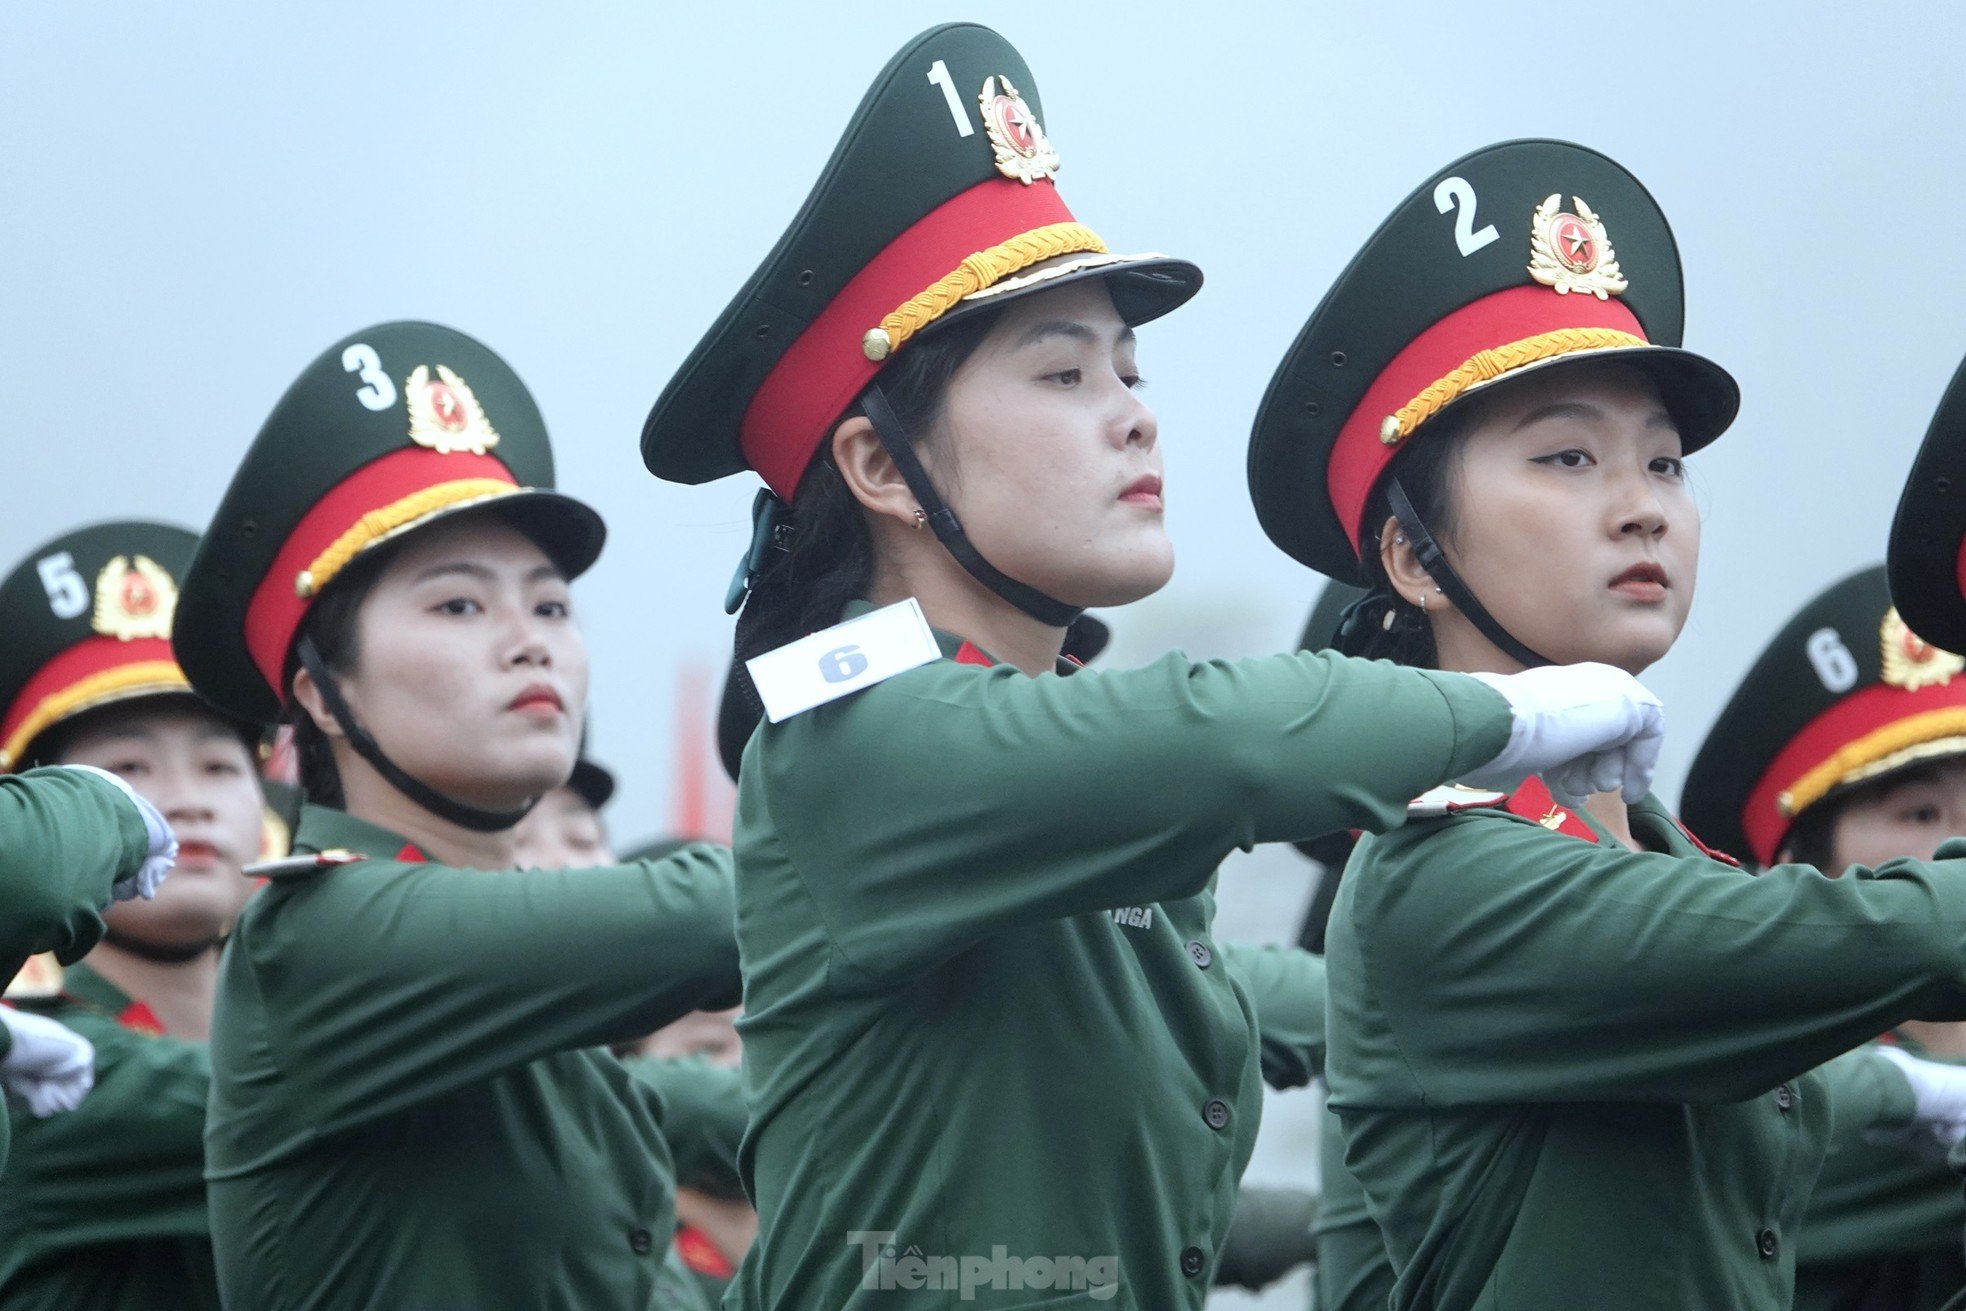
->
<box><xmin>1756</xmin><ymin>1228</ymin><xmax>1778</xmax><ymax>1260</ymax></box>
<box><xmin>1203</xmin><ymin>1099</ymin><xmax>1232</xmax><ymax>1130</ymax></box>
<box><xmin>1180</xmin><ymin>1245</ymin><xmax>1207</xmax><ymax>1277</ymax></box>
<box><xmin>1187</xmin><ymin>940</ymin><xmax>1213</xmax><ymax>968</ymax></box>
<box><xmin>628</xmin><ymin>1227</ymin><xmax>653</xmax><ymax>1255</ymax></box>
<box><xmin>1774</xmin><ymin>1083</ymin><xmax>1794</xmax><ymax>1111</ymax></box>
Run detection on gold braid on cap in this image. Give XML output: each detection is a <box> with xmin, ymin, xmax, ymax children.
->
<box><xmin>0</xmin><ymin>661</ymin><xmax>188</xmax><ymax>771</ymax></box>
<box><xmin>862</xmin><ymin>222</ymin><xmax>1107</xmax><ymax>361</ymax></box>
<box><xmin>1776</xmin><ymin>708</ymin><xmax>1966</xmax><ymax>819</ymax></box>
<box><xmin>295</xmin><ymin>479</ymin><xmax>519</xmax><ymax>599</ymax></box>
<box><xmin>1378</xmin><ymin>327</ymin><xmax>1649</xmax><ymax>446</ymax></box>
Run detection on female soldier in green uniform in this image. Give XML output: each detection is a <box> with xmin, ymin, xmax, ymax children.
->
<box><xmin>1248</xmin><ymin>137</ymin><xmax>1966</xmax><ymax>1311</ymax></box>
<box><xmin>177</xmin><ymin>322</ymin><xmax>742</xmax><ymax>1310</ymax></box>
<box><xmin>1684</xmin><ymin>563</ymin><xmax>1966</xmax><ymax>1311</ymax></box>
<box><xmin>0</xmin><ymin>534</ymin><xmax>181</xmax><ymax>1179</ymax></box>
<box><xmin>642</xmin><ymin>27</ymin><xmax>1672</xmax><ymax>1309</ymax></box>
<box><xmin>0</xmin><ymin>519</ymin><xmax>262</xmax><ymax>1310</ymax></box>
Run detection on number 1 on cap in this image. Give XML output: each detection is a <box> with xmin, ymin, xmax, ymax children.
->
<box><xmin>926</xmin><ymin>60</ymin><xmax>975</xmax><ymax>138</ymax></box>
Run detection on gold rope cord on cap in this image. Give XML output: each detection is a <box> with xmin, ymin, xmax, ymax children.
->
<box><xmin>1378</xmin><ymin>328</ymin><xmax>1649</xmax><ymax>446</ymax></box>
<box><xmin>866</xmin><ymin>223</ymin><xmax>1108</xmax><ymax>360</ymax></box>
<box><xmin>1</xmin><ymin>661</ymin><xmax>188</xmax><ymax>771</ymax></box>
<box><xmin>296</xmin><ymin>479</ymin><xmax>518</xmax><ymax>599</ymax></box>
<box><xmin>1776</xmin><ymin>707</ymin><xmax>1966</xmax><ymax>818</ymax></box>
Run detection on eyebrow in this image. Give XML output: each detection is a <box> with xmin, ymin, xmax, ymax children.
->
<box><xmin>1511</xmin><ymin>399</ymin><xmax>1678</xmax><ymax>433</ymax></box>
<box><xmin>1012</xmin><ymin>320</ymin><xmax>1135</xmax><ymax>351</ymax></box>
<box><xmin>411</xmin><ymin>560</ymin><xmax>566</xmax><ymax>586</ymax></box>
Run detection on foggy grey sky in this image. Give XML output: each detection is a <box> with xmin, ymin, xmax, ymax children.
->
<box><xmin>5</xmin><ymin>2</ymin><xmax>1961</xmax><ymax>839</ymax></box>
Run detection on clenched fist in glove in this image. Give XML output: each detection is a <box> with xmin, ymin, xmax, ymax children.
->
<box><xmin>1463</xmin><ymin>663</ymin><xmax>1666</xmax><ymax>803</ymax></box>
<box><xmin>0</xmin><ymin>1007</ymin><xmax>95</xmax><ymax>1117</ymax></box>
<box><xmin>58</xmin><ymin>763</ymin><xmax>178</xmax><ymax>901</ymax></box>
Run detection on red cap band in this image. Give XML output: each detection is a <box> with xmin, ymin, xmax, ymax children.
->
<box><xmin>1742</xmin><ymin>679</ymin><xmax>1966</xmax><ymax>866</ymax></box>
<box><xmin>1327</xmin><ymin>284</ymin><xmax>1647</xmax><ymax>554</ymax></box>
<box><xmin>739</xmin><ymin>178</ymin><xmax>1077</xmax><ymax>498</ymax></box>
<box><xmin>243</xmin><ymin>447</ymin><xmax>517</xmax><ymax>697</ymax></box>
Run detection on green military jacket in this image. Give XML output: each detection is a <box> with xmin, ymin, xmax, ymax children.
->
<box><xmin>204</xmin><ymin>805</ymin><xmax>741</xmax><ymax>1310</ymax></box>
<box><xmin>1324</xmin><ymin>783</ymin><xmax>1966</xmax><ymax>1311</ymax></box>
<box><xmin>1315</xmin><ymin>1099</ymin><xmax>1393</xmax><ymax>1311</ymax></box>
<box><xmin>1794</xmin><ymin>1035</ymin><xmax>1966</xmax><ymax>1311</ymax></box>
<box><xmin>0</xmin><ymin>766</ymin><xmax>149</xmax><ymax>1174</ymax></box>
<box><xmin>728</xmin><ymin>619</ymin><xmax>1512</xmax><ymax>1309</ymax></box>
<box><xmin>0</xmin><ymin>767</ymin><xmax>148</xmax><ymax>978</ymax></box>
<box><xmin>0</xmin><ymin>962</ymin><xmax>216</xmax><ymax>1309</ymax></box>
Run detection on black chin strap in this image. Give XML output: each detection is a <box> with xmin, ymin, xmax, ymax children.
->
<box><xmin>861</xmin><ymin>384</ymin><xmax>1084</xmax><ymax>629</ymax></box>
<box><xmin>1386</xmin><ymin>477</ymin><xmax>1551</xmax><ymax>669</ymax></box>
<box><xmin>296</xmin><ymin>637</ymin><xmax>536</xmax><ymax>832</ymax></box>
<box><xmin>102</xmin><ymin>927</ymin><xmax>220</xmax><ymax>964</ymax></box>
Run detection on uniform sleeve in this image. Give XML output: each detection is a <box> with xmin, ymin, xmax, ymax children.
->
<box><xmin>758</xmin><ymin>650</ymin><xmax>1512</xmax><ymax>983</ymax></box>
<box><xmin>1341</xmin><ymin>821</ymin><xmax>1966</xmax><ymax>1105</ymax></box>
<box><xmin>4</xmin><ymin>1013</ymin><xmax>212</xmax><ymax>1244</ymax></box>
<box><xmin>1817</xmin><ymin>1046</ymin><xmax>1919</xmax><ymax>1142</ymax></box>
<box><xmin>0</xmin><ymin>767</ymin><xmax>150</xmax><ymax>973</ymax></box>
<box><xmin>1221</xmin><ymin>942</ymin><xmax>1326</xmax><ymax>1089</ymax></box>
<box><xmin>246</xmin><ymin>842</ymin><xmax>740</xmax><ymax>1128</ymax></box>
<box><xmin>621</xmin><ymin>1055</ymin><xmax>747</xmax><ymax>1198</ymax></box>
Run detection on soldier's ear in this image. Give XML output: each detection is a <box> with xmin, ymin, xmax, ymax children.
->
<box><xmin>831</xmin><ymin>415</ymin><xmax>923</xmax><ymax>531</ymax></box>
<box><xmin>288</xmin><ymin>667</ymin><xmax>346</xmax><ymax>742</ymax></box>
<box><xmin>1378</xmin><ymin>516</ymin><xmax>1445</xmax><ymax>613</ymax></box>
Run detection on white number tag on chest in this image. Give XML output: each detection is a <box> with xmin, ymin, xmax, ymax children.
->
<box><xmin>746</xmin><ymin>598</ymin><xmax>942</xmax><ymax>723</ymax></box>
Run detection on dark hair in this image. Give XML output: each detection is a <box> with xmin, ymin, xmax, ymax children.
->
<box><xmin>284</xmin><ymin>542</ymin><xmax>399</xmax><ymax>809</ymax></box>
<box><xmin>1351</xmin><ymin>402</ymin><xmax>1481</xmax><ymax>668</ymax></box>
<box><xmin>1780</xmin><ymin>761</ymin><xmax>1952</xmax><ymax>872</ymax></box>
<box><xmin>731</xmin><ymin>306</ymin><xmax>1004</xmax><ymax>689</ymax></box>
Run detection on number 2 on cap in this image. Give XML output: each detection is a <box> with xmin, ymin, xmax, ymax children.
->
<box><xmin>926</xmin><ymin>60</ymin><xmax>975</xmax><ymax>138</ymax></box>
<box><xmin>342</xmin><ymin>344</ymin><xmax>398</xmax><ymax>412</ymax></box>
<box><xmin>1434</xmin><ymin>176</ymin><xmax>1499</xmax><ymax>256</ymax></box>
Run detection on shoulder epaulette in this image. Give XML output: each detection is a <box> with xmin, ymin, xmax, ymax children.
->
<box><xmin>243</xmin><ymin>848</ymin><xmax>366</xmax><ymax>882</ymax></box>
<box><xmin>1407</xmin><ymin>783</ymin><xmax>1508</xmax><ymax>817</ymax></box>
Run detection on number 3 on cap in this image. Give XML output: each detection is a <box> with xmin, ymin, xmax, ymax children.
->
<box><xmin>342</xmin><ymin>344</ymin><xmax>398</xmax><ymax>412</ymax></box>
<box><xmin>819</xmin><ymin>645</ymin><xmax>869</xmax><ymax>684</ymax></box>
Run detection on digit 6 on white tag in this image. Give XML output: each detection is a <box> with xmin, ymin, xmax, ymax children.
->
<box><xmin>746</xmin><ymin>599</ymin><xmax>941</xmax><ymax>722</ymax></box>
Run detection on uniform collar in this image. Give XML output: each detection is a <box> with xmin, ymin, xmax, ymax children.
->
<box><xmin>291</xmin><ymin>802</ymin><xmax>430</xmax><ymax>864</ymax></box>
<box><xmin>1499</xmin><ymin>777</ymin><xmax>1739</xmax><ymax>864</ymax></box>
<box><xmin>837</xmin><ymin>598</ymin><xmax>1082</xmax><ymax>675</ymax></box>
<box><xmin>56</xmin><ymin>961</ymin><xmax>166</xmax><ymax>1035</ymax></box>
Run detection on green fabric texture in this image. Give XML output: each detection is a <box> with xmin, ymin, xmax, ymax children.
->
<box><xmin>1794</xmin><ymin>1038</ymin><xmax>1966</xmax><ymax>1311</ymax></box>
<box><xmin>726</xmin><ymin>628</ymin><xmax>1510</xmax><ymax>1309</ymax></box>
<box><xmin>622</xmin><ymin>1055</ymin><xmax>747</xmax><ymax>1200</ymax></box>
<box><xmin>1328</xmin><ymin>792</ymin><xmax>1966</xmax><ymax>1311</ymax></box>
<box><xmin>0</xmin><ymin>963</ymin><xmax>217</xmax><ymax>1309</ymax></box>
<box><xmin>1222</xmin><ymin>941</ymin><xmax>1326</xmax><ymax>1090</ymax></box>
<box><xmin>0</xmin><ymin>766</ymin><xmax>148</xmax><ymax>1175</ymax></box>
<box><xmin>1314</xmin><ymin>1099</ymin><xmax>1394</xmax><ymax>1311</ymax></box>
<box><xmin>204</xmin><ymin>804</ymin><xmax>739</xmax><ymax>1310</ymax></box>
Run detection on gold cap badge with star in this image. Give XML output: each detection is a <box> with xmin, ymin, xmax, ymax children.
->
<box><xmin>1529</xmin><ymin>194</ymin><xmax>1629</xmax><ymax>300</ymax></box>
<box><xmin>91</xmin><ymin>554</ymin><xmax>177</xmax><ymax>643</ymax></box>
<box><xmin>406</xmin><ymin>364</ymin><xmax>501</xmax><ymax>456</ymax></box>
<box><xmin>980</xmin><ymin>74</ymin><xmax>1060</xmax><ymax>185</ymax></box>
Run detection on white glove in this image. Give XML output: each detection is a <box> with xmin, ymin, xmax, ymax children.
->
<box><xmin>0</xmin><ymin>1007</ymin><xmax>96</xmax><ymax>1117</ymax></box>
<box><xmin>58</xmin><ymin>764</ymin><xmax>178</xmax><ymax>901</ymax></box>
<box><xmin>1872</xmin><ymin>1045</ymin><xmax>1966</xmax><ymax>1155</ymax></box>
<box><xmin>1463</xmin><ymin>664</ymin><xmax>1666</xmax><ymax>804</ymax></box>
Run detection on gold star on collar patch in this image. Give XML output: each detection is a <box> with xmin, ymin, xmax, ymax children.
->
<box><xmin>979</xmin><ymin>74</ymin><xmax>1060</xmax><ymax>185</ymax></box>
<box><xmin>1528</xmin><ymin>194</ymin><xmax>1629</xmax><ymax>300</ymax></box>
